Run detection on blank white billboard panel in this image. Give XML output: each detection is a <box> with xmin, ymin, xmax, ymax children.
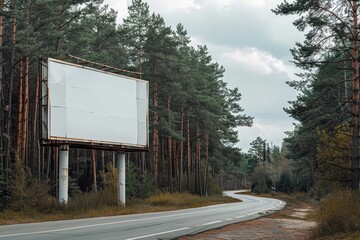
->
<box><xmin>46</xmin><ymin>58</ymin><xmax>148</xmax><ymax>148</ymax></box>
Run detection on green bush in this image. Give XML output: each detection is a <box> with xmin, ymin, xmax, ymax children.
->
<box><xmin>206</xmin><ymin>176</ymin><xmax>223</xmax><ymax>196</ymax></box>
<box><xmin>126</xmin><ymin>162</ymin><xmax>154</xmax><ymax>199</ymax></box>
<box><xmin>8</xmin><ymin>159</ymin><xmax>57</xmax><ymax>213</ymax></box>
<box><xmin>315</xmin><ymin>189</ymin><xmax>360</xmax><ymax>237</ymax></box>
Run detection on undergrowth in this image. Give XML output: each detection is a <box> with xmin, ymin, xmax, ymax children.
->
<box><xmin>0</xmin><ymin>192</ymin><xmax>238</xmax><ymax>225</ymax></box>
<box><xmin>314</xmin><ymin>189</ymin><xmax>360</xmax><ymax>238</ymax></box>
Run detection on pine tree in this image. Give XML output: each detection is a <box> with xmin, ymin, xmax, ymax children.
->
<box><xmin>274</xmin><ymin>0</ymin><xmax>360</xmax><ymax>189</ymax></box>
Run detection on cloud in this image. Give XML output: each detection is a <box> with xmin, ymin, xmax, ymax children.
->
<box><xmin>143</xmin><ymin>0</ymin><xmax>202</xmax><ymax>12</ymax></box>
<box><xmin>221</xmin><ymin>48</ymin><xmax>296</xmax><ymax>79</ymax></box>
<box><xmin>102</xmin><ymin>0</ymin><xmax>302</xmax><ymax>151</ymax></box>
<box><xmin>237</xmin><ymin>120</ymin><xmax>294</xmax><ymax>151</ymax></box>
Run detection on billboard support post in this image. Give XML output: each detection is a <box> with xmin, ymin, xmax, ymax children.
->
<box><xmin>59</xmin><ymin>145</ymin><xmax>69</xmax><ymax>205</ymax></box>
<box><xmin>116</xmin><ymin>153</ymin><xmax>126</xmax><ymax>206</ymax></box>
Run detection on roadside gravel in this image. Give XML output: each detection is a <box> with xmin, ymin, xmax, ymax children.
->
<box><xmin>180</xmin><ymin>193</ymin><xmax>316</xmax><ymax>240</ymax></box>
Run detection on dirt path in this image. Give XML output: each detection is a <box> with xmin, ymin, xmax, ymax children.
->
<box><xmin>180</xmin><ymin>194</ymin><xmax>317</xmax><ymax>240</ymax></box>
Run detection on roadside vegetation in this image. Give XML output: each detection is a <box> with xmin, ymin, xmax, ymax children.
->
<box><xmin>0</xmin><ymin>193</ymin><xmax>238</xmax><ymax>225</ymax></box>
<box><xmin>0</xmin><ymin>160</ymin><xmax>239</xmax><ymax>225</ymax></box>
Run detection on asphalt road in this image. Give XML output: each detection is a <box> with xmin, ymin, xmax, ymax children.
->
<box><xmin>0</xmin><ymin>191</ymin><xmax>285</xmax><ymax>240</ymax></box>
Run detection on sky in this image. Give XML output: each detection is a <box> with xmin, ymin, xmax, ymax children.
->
<box><xmin>103</xmin><ymin>0</ymin><xmax>304</xmax><ymax>152</ymax></box>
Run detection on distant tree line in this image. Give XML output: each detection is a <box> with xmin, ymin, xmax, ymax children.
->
<box><xmin>0</xmin><ymin>0</ymin><xmax>253</xmax><ymax>210</ymax></box>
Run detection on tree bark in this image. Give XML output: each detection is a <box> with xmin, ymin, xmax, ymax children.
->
<box><xmin>6</xmin><ymin>5</ymin><xmax>17</xmax><ymax>182</ymax></box>
<box><xmin>138</xmin><ymin>27</ymin><xmax>142</xmax><ymax>78</ymax></box>
<box><xmin>203</xmin><ymin>132</ymin><xmax>209</xmax><ymax>196</ymax></box>
<box><xmin>34</xmin><ymin>74</ymin><xmax>40</xmax><ymax>179</ymax></box>
<box><xmin>22</xmin><ymin>56</ymin><xmax>29</xmax><ymax>166</ymax></box>
<box><xmin>179</xmin><ymin>104</ymin><xmax>184</xmax><ymax>192</ymax></box>
<box><xmin>16</xmin><ymin>57</ymin><xmax>23</xmax><ymax>161</ymax></box>
<box><xmin>187</xmin><ymin>115</ymin><xmax>191</xmax><ymax>190</ymax></box>
<box><xmin>351</xmin><ymin>0</ymin><xmax>359</xmax><ymax>190</ymax></box>
<box><xmin>153</xmin><ymin>80</ymin><xmax>159</xmax><ymax>188</ymax></box>
<box><xmin>0</xmin><ymin>0</ymin><xmax>4</xmax><ymax>176</ymax></box>
<box><xmin>92</xmin><ymin>149</ymin><xmax>97</xmax><ymax>192</ymax></box>
<box><xmin>196</xmin><ymin>122</ymin><xmax>201</xmax><ymax>195</ymax></box>
<box><xmin>167</xmin><ymin>95</ymin><xmax>172</xmax><ymax>192</ymax></box>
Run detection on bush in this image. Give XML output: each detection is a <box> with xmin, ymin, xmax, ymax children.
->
<box><xmin>276</xmin><ymin>171</ymin><xmax>293</xmax><ymax>193</ymax></box>
<box><xmin>145</xmin><ymin>192</ymin><xmax>235</xmax><ymax>208</ymax></box>
<box><xmin>126</xmin><ymin>162</ymin><xmax>154</xmax><ymax>199</ymax></box>
<box><xmin>8</xmin><ymin>159</ymin><xmax>57</xmax><ymax>213</ymax></box>
<box><xmin>315</xmin><ymin>189</ymin><xmax>360</xmax><ymax>237</ymax></box>
<box><xmin>206</xmin><ymin>176</ymin><xmax>223</xmax><ymax>196</ymax></box>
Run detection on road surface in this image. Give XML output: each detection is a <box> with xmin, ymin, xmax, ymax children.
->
<box><xmin>0</xmin><ymin>191</ymin><xmax>285</xmax><ymax>240</ymax></box>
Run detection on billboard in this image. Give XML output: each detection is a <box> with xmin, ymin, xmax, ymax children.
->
<box><xmin>41</xmin><ymin>58</ymin><xmax>148</xmax><ymax>150</ymax></box>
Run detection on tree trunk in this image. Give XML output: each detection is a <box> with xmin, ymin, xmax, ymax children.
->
<box><xmin>167</xmin><ymin>95</ymin><xmax>172</xmax><ymax>192</ymax></box>
<box><xmin>203</xmin><ymin>132</ymin><xmax>209</xmax><ymax>196</ymax></box>
<box><xmin>92</xmin><ymin>149</ymin><xmax>97</xmax><ymax>192</ymax></box>
<box><xmin>138</xmin><ymin>27</ymin><xmax>142</xmax><ymax>78</ymax></box>
<box><xmin>16</xmin><ymin>57</ymin><xmax>23</xmax><ymax>161</ymax></box>
<box><xmin>54</xmin><ymin>147</ymin><xmax>58</xmax><ymax>198</ymax></box>
<box><xmin>0</xmin><ymin>0</ymin><xmax>3</xmax><ymax>177</ymax></box>
<box><xmin>179</xmin><ymin>104</ymin><xmax>184</xmax><ymax>192</ymax></box>
<box><xmin>101</xmin><ymin>151</ymin><xmax>105</xmax><ymax>173</ymax></box>
<box><xmin>351</xmin><ymin>1</ymin><xmax>360</xmax><ymax>190</ymax></box>
<box><xmin>34</xmin><ymin>75</ymin><xmax>40</xmax><ymax>179</ymax></box>
<box><xmin>22</xmin><ymin>56</ymin><xmax>29</xmax><ymax>166</ymax></box>
<box><xmin>6</xmin><ymin>7</ymin><xmax>17</xmax><ymax>182</ymax></box>
<box><xmin>196</xmin><ymin>122</ymin><xmax>201</xmax><ymax>195</ymax></box>
<box><xmin>187</xmin><ymin>115</ymin><xmax>191</xmax><ymax>190</ymax></box>
<box><xmin>161</xmin><ymin>135</ymin><xmax>165</xmax><ymax>175</ymax></box>
<box><xmin>173</xmin><ymin>140</ymin><xmax>179</xmax><ymax>185</ymax></box>
<box><xmin>153</xmin><ymin>80</ymin><xmax>159</xmax><ymax>188</ymax></box>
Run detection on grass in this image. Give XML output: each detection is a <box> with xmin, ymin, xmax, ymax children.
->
<box><xmin>312</xmin><ymin>189</ymin><xmax>360</xmax><ymax>239</ymax></box>
<box><xmin>237</xmin><ymin>190</ymin><xmax>360</xmax><ymax>240</ymax></box>
<box><xmin>317</xmin><ymin>232</ymin><xmax>360</xmax><ymax>240</ymax></box>
<box><xmin>0</xmin><ymin>192</ymin><xmax>240</xmax><ymax>225</ymax></box>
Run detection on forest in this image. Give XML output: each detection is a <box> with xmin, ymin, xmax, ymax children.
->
<box><xmin>0</xmin><ymin>0</ymin><xmax>272</xmax><ymax>211</ymax></box>
<box><xmin>2</xmin><ymin>2</ymin><xmax>359</xmax><ymax>231</ymax></box>
<box><xmin>273</xmin><ymin>0</ymin><xmax>360</xmax><ymax>193</ymax></box>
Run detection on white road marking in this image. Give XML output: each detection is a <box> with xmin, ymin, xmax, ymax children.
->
<box><xmin>0</xmin><ymin>193</ymin><xmax>285</xmax><ymax>239</ymax></box>
<box><xmin>202</xmin><ymin>220</ymin><xmax>222</xmax><ymax>226</ymax></box>
<box><xmin>246</xmin><ymin>212</ymin><xmax>258</xmax><ymax>216</ymax></box>
<box><xmin>124</xmin><ymin>227</ymin><xmax>190</xmax><ymax>240</ymax></box>
<box><xmin>0</xmin><ymin>208</ymin><xmax>221</xmax><ymax>238</ymax></box>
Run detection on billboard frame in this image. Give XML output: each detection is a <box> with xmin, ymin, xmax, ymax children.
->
<box><xmin>39</xmin><ymin>57</ymin><xmax>149</xmax><ymax>152</ymax></box>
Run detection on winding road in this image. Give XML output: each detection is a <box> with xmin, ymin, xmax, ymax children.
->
<box><xmin>0</xmin><ymin>191</ymin><xmax>285</xmax><ymax>240</ymax></box>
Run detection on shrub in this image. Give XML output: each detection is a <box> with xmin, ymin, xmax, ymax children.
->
<box><xmin>315</xmin><ymin>189</ymin><xmax>360</xmax><ymax>237</ymax></box>
<box><xmin>205</xmin><ymin>176</ymin><xmax>223</xmax><ymax>196</ymax></box>
<box><xmin>8</xmin><ymin>159</ymin><xmax>57</xmax><ymax>213</ymax></box>
<box><xmin>146</xmin><ymin>192</ymin><xmax>198</xmax><ymax>207</ymax></box>
<box><xmin>126</xmin><ymin>162</ymin><xmax>154</xmax><ymax>199</ymax></box>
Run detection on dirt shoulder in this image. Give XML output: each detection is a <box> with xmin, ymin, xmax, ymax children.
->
<box><xmin>180</xmin><ymin>193</ymin><xmax>317</xmax><ymax>240</ymax></box>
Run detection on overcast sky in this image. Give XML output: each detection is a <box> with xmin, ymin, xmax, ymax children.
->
<box><xmin>103</xmin><ymin>0</ymin><xmax>303</xmax><ymax>152</ymax></box>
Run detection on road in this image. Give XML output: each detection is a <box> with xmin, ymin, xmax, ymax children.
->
<box><xmin>0</xmin><ymin>191</ymin><xmax>285</xmax><ymax>240</ymax></box>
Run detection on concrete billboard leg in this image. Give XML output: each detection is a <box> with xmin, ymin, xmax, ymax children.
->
<box><xmin>59</xmin><ymin>145</ymin><xmax>69</xmax><ymax>205</ymax></box>
<box><xmin>116</xmin><ymin>153</ymin><xmax>126</xmax><ymax>206</ymax></box>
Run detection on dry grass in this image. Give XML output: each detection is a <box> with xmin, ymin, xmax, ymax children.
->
<box><xmin>317</xmin><ymin>232</ymin><xmax>360</xmax><ymax>240</ymax></box>
<box><xmin>0</xmin><ymin>193</ymin><xmax>239</xmax><ymax>225</ymax></box>
<box><xmin>313</xmin><ymin>189</ymin><xmax>360</xmax><ymax>238</ymax></box>
<box><xmin>239</xmin><ymin>190</ymin><xmax>360</xmax><ymax>239</ymax></box>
